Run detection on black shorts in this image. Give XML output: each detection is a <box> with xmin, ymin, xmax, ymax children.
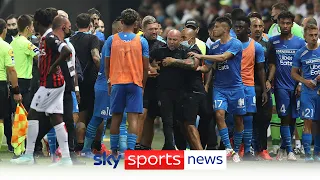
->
<box><xmin>180</xmin><ymin>92</ymin><xmax>211</xmax><ymax>125</ymax></box>
<box><xmin>0</xmin><ymin>82</ymin><xmax>9</xmax><ymax>119</ymax></box>
<box><xmin>143</xmin><ymin>86</ymin><xmax>160</xmax><ymax>119</ymax></box>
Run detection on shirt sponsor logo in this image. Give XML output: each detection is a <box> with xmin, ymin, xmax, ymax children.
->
<box><xmin>273</xmin><ymin>40</ymin><xmax>280</xmax><ymax>44</ymax></box>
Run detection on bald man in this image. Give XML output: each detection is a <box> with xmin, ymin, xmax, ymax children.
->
<box><xmin>12</xmin><ymin>15</ymin><xmax>73</xmax><ymax>166</ymax></box>
<box><xmin>180</xmin><ymin>28</ymin><xmax>218</xmax><ymax>150</ymax></box>
<box><xmin>149</xmin><ymin>29</ymin><xmax>191</xmax><ymax>149</ymax></box>
<box><xmin>112</xmin><ymin>17</ymin><xmax>123</xmax><ymax>35</ymax></box>
<box><xmin>162</xmin><ymin>28</ymin><xmax>212</xmax><ymax>150</ymax></box>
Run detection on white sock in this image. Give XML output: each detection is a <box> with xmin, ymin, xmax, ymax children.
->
<box><xmin>54</xmin><ymin>122</ymin><xmax>70</xmax><ymax>158</ymax></box>
<box><xmin>25</xmin><ymin>120</ymin><xmax>39</xmax><ymax>155</ymax></box>
<box><xmin>295</xmin><ymin>140</ymin><xmax>301</xmax><ymax>149</ymax></box>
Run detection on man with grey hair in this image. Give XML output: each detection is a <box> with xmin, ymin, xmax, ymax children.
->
<box><xmin>136</xmin><ymin>15</ymin><xmax>166</xmax><ymax>150</ymax></box>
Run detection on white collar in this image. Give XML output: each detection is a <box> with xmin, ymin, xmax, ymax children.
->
<box><xmin>42</xmin><ymin>28</ymin><xmax>52</xmax><ymax>38</ymax></box>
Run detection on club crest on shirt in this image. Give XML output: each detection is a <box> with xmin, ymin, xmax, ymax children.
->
<box><xmin>28</xmin><ymin>43</ymin><xmax>34</xmax><ymax>50</ymax></box>
<box><xmin>8</xmin><ymin>49</ymin><xmax>14</xmax><ymax>64</ymax></box>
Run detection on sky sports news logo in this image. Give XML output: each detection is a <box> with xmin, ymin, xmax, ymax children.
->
<box><xmin>94</xmin><ymin>150</ymin><xmax>226</xmax><ymax>170</ymax></box>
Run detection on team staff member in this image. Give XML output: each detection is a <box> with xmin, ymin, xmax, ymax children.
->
<box><xmin>250</xmin><ymin>17</ymin><xmax>274</xmax><ymax>160</ymax></box>
<box><xmin>70</xmin><ymin>13</ymin><xmax>101</xmax><ymax>152</ymax></box>
<box><xmin>0</xmin><ymin>18</ymin><xmax>22</xmax><ymax>161</ymax></box>
<box><xmin>150</xmin><ymin>29</ymin><xmax>189</xmax><ymax>150</ymax></box>
<box><xmin>184</xmin><ymin>19</ymin><xmax>206</xmax><ymax>55</ymax></box>
<box><xmin>162</xmin><ymin>28</ymin><xmax>211</xmax><ymax>150</ymax></box>
<box><xmin>105</xmin><ymin>8</ymin><xmax>149</xmax><ymax>153</ymax></box>
<box><xmin>137</xmin><ymin>15</ymin><xmax>165</xmax><ymax>150</ymax></box>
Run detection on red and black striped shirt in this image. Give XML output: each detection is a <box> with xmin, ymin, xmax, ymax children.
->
<box><xmin>38</xmin><ymin>32</ymin><xmax>66</xmax><ymax>88</ymax></box>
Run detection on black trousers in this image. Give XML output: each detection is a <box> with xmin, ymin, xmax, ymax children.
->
<box><xmin>34</xmin><ymin>92</ymin><xmax>76</xmax><ymax>152</ymax></box>
<box><xmin>159</xmin><ymin>89</ymin><xmax>182</xmax><ymax>150</ymax></box>
<box><xmin>253</xmin><ymin>91</ymin><xmax>272</xmax><ymax>152</ymax></box>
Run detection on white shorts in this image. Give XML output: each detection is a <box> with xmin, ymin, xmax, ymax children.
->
<box><xmin>30</xmin><ymin>84</ymin><xmax>65</xmax><ymax>114</ymax></box>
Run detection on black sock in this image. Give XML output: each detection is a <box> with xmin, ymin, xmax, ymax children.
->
<box><xmin>75</xmin><ymin>143</ymin><xmax>84</xmax><ymax>152</ymax></box>
<box><xmin>92</xmin><ymin>141</ymin><xmax>102</xmax><ymax>151</ymax></box>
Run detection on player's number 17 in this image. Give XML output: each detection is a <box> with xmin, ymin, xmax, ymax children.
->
<box><xmin>214</xmin><ymin>100</ymin><xmax>223</xmax><ymax>108</ymax></box>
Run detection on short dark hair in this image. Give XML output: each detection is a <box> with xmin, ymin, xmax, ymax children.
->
<box><xmin>272</xmin><ymin>3</ymin><xmax>288</xmax><ymax>11</ymax></box>
<box><xmin>34</xmin><ymin>8</ymin><xmax>57</xmax><ymax>28</ymax></box>
<box><xmin>224</xmin><ymin>13</ymin><xmax>231</xmax><ymax>20</ymax></box>
<box><xmin>215</xmin><ymin>16</ymin><xmax>232</xmax><ymax>29</ymax></box>
<box><xmin>236</xmin><ymin>16</ymin><xmax>251</xmax><ymax>27</ymax></box>
<box><xmin>0</xmin><ymin>19</ymin><xmax>6</xmax><ymax>34</ymax></box>
<box><xmin>115</xmin><ymin>16</ymin><xmax>122</xmax><ymax>22</ymax></box>
<box><xmin>76</xmin><ymin>13</ymin><xmax>91</xmax><ymax>28</ymax></box>
<box><xmin>248</xmin><ymin>12</ymin><xmax>262</xmax><ymax>19</ymax></box>
<box><xmin>88</xmin><ymin>8</ymin><xmax>101</xmax><ymax>17</ymax></box>
<box><xmin>208</xmin><ymin>15</ymin><xmax>219</xmax><ymax>29</ymax></box>
<box><xmin>231</xmin><ymin>8</ymin><xmax>245</xmax><ymax>21</ymax></box>
<box><xmin>17</xmin><ymin>14</ymin><xmax>33</xmax><ymax>32</ymax></box>
<box><xmin>6</xmin><ymin>14</ymin><xmax>17</xmax><ymax>21</ymax></box>
<box><xmin>277</xmin><ymin>11</ymin><xmax>295</xmax><ymax>23</ymax></box>
<box><xmin>120</xmin><ymin>8</ymin><xmax>139</xmax><ymax>26</ymax></box>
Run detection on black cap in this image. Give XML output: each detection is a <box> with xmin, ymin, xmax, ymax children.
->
<box><xmin>185</xmin><ymin>19</ymin><xmax>198</xmax><ymax>29</ymax></box>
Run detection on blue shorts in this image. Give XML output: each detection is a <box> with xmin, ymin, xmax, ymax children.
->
<box><xmin>93</xmin><ymin>88</ymin><xmax>111</xmax><ymax>119</ymax></box>
<box><xmin>244</xmin><ymin>86</ymin><xmax>256</xmax><ymax>113</ymax></box>
<box><xmin>110</xmin><ymin>83</ymin><xmax>143</xmax><ymax>114</ymax></box>
<box><xmin>71</xmin><ymin>91</ymin><xmax>79</xmax><ymax>113</ymax></box>
<box><xmin>274</xmin><ymin>88</ymin><xmax>299</xmax><ymax>118</ymax></box>
<box><xmin>213</xmin><ymin>87</ymin><xmax>246</xmax><ymax>115</ymax></box>
<box><xmin>300</xmin><ymin>92</ymin><xmax>320</xmax><ymax>121</ymax></box>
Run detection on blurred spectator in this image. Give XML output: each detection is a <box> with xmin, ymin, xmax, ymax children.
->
<box><xmin>293</xmin><ymin>0</ymin><xmax>307</xmax><ymax>17</ymax></box>
<box><xmin>158</xmin><ymin>23</ymin><xmax>163</xmax><ymax>36</ymax></box>
<box><xmin>135</xmin><ymin>0</ymin><xmax>307</xmax><ymax>41</ymax></box>
<box><xmin>306</xmin><ymin>3</ymin><xmax>314</xmax><ymax>16</ymax></box>
<box><xmin>295</xmin><ymin>14</ymin><xmax>304</xmax><ymax>25</ymax></box>
<box><xmin>262</xmin><ymin>12</ymin><xmax>273</xmax><ymax>33</ymax></box>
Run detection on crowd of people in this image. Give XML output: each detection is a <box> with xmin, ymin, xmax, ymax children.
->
<box><xmin>1</xmin><ymin>0</ymin><xmax>320</xmax><ymax>167</ymax></box>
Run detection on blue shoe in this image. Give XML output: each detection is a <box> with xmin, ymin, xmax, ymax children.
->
<box><xmin>10</xmin><ymin>154</ymin><xmax>34</xmax><ymax>165</ymax></box>
<box><xmin>314</xmin><ymin>155</ymin><xmax>320</xmax><ymax>162</ymax></box>
<box><xmin>305</xmin><ymin>155</ymin><xmax>314</xmax><ymax>163</ymax></box>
